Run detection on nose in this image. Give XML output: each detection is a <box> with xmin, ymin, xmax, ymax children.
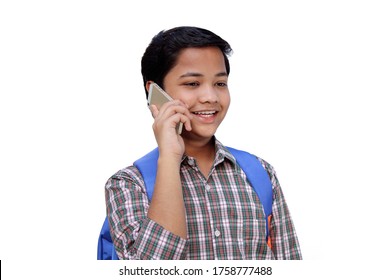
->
<box><xmin>199</xmin><ymin>85</ymin><xmax>219</xmax><ymax>103</ymax></box>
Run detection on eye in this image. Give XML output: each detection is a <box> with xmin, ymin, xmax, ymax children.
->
<box><xmin>185</xmin><ymin>82</ymin><xmax>200</xmax><ymax>87</ymax></box>
<box><xmin>216</xmin><ymin>82</ymin><xmax>228</xmax><ymax>87</ymax></box>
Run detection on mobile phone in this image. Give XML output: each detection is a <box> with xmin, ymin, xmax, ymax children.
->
<box><xmin>148</xmin><ymin>82</ymin><xmax>183</xmax><ymax>134</ymax></box>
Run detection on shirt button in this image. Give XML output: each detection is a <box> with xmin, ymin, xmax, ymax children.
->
<box><xmin>215</xmin><ymin>229</ymin><xmax>221</xmax><ymax>237</ymax></box>
<box><xmin>205</xmin><ymin>185</ymin><xmax>211</xmax><ymax>191</ymax></box>
<box><xmin>188</xmin><ymin>158</ymin><xmax>195</xmax><ymax>166</ymax></box>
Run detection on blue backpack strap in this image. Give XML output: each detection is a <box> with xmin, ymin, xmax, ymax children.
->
<box><xmin>133</xmin><ymin>148</ymin><xmax>159</xmax><ymax>201</ymax></box>
<box><xmin>97</xmin><ymin>217</ymin><xmax>119</xmax><ymax>260</ymax></box>
<box><xmin>227</xmin><ymin>147</ymin><xmax>273</xmax><ymax>239</ymax></box>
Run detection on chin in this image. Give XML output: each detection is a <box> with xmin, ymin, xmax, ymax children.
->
<box><xmin>182</xmin><ymin>126</ymin><xmax>217</xmax><ymax>141</ymax></box>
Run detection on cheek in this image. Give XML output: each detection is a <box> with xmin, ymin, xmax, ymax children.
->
<box><xmin>178</xmin><ymin>91</ymin><xmax>200</xmax><ymax>107</ymax></box>
<box><xmin>221</xmin><ymin>92</ymin><xmax>231</xmax><ymax>109</ymax></box>
<box><xmin>165</xmin><ymin>89</ymin><xmax>192</xmax><ymax>105</ymax></box>
<box><xmin>180</xmin><ymin>96</ymin><xmax>195</xmax><ymax>107</ymax></box>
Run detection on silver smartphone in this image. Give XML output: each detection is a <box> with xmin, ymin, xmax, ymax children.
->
<box><xmin>148</xmin><ymin>82</ymin><xmax>183</xmax><ymax>134</ymax></box>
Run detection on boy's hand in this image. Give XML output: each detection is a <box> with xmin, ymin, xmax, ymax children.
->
<box><xmin>149</xmin><ymin>100</ymin><xmax>193</xmax><ymax>161</ymax></box>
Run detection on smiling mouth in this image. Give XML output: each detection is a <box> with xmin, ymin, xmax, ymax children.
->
<box><xmin>192</xmin><ymin>111</ymin><xmax>217</xmax><ymax>116</ymax></box>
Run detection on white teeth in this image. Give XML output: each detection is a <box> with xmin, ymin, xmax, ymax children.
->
<box><xmin>193</xmin><ymin>111</ymin><xmax>216</xmax><ymax>115</ymax></box>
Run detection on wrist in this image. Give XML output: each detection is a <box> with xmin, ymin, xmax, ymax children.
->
<box><xmin>157</xmin><ymin>154</ymin><xmax>182</xmax><ymax>169</ymax></box>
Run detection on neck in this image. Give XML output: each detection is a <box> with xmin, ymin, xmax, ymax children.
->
<box><xmin>184</xmin><ymin>137</ymin><xmax>216</xmax><ymax>178</ymax></box>
<box><xmin>184</xmin><ymin>136</ymin><xmax>215</xmax><ymax>160</ymax></box>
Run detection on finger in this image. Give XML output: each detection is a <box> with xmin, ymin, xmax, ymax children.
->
<box><xmin>160</xmin><ymin>102</ymin><xmax>193</xmax><ymax>120</ymax></box>
<box><xmin>157</xmin><ymin>100</ymin><xmax>183</xmax><ymax>113</ymax></box>
<box><xmin>151</xmin><ymin>101</ymin><xmax>193</xmax><ymax>133</ymax></box>
<box><xmin>170</xmin><ymin>113</ymin><xmax>192</xmax><ymax>132</ymax></box>
<box><xmin>183</xmin><ymin>118</ymin><xmax>192</xmax><ymax>131</ymax></box>
<box><xmin>149</xmin><ymin>104</ymin><xmax>159</xmax><ymax>118</ymax></box>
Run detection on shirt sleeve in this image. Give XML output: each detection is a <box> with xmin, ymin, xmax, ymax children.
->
<box><xmin>105</xmin><ymin>166</ymin><xmax>188</xmax><ymax>260</ymax></box>
<box><xmin>261</xmin><ymin>160</ymin><xmax>303</xmax><ymax>260</ymax></box>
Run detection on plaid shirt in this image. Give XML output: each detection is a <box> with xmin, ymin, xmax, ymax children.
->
<box><xmin>105</xmin><ymin>139</ymin><xmax>302</xmax><ymax>260</ymax></box>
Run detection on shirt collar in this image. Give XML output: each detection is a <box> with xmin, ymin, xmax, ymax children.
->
<box><xmin>214</xmin><ymin>138</ymin><xmax>240</xmax><ymax>171</ymax></box>
<box><xmin>181</xmin><ymin>137</ymin><xmax>240</xmax><ymax>172</ymax></box>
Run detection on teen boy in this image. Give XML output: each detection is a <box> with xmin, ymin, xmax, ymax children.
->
<box><xmin>105</xmin><ymin>26</ymin><xmax>302</xmax><ymax>260</ymax></box>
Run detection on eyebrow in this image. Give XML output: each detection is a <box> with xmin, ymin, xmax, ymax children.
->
<box><xmin>179</xmin><ymin>72</ymin><xmax>228</xmax><ymax>78</ymax></box>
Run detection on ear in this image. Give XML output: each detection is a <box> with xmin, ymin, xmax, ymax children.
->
<box><xmin>145</xmin><ymin>81</ymin><xmax>153</xmax><ymax>93</ymax></box>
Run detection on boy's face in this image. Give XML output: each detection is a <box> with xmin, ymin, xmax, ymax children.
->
<box><xmin>163</xmin><ymin>47</ymin><xmax>230</xmax><ymax>142</ymax></box>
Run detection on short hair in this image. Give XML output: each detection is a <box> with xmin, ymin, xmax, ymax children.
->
<box><xmin>141</xmin><ymin>26</ymin><xmax>233</xmax><ymax>99</ymax></box>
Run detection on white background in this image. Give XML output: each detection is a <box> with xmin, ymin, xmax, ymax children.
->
<box><xmin>1</xmin><ymin>0</ymin><xmax>389</xmax><ymax>279</ymax></box>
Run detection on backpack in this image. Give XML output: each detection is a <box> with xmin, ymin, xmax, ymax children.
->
<box><xmin>97</xmin><ymin>147</ymin><xmax>273</xmax><ymax>260</ymax></box>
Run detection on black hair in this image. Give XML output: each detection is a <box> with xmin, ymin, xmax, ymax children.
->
<box><xmin>141</xmin><ymin>26</ymin><xmax>233</xmax><ymax>99</ymax></box>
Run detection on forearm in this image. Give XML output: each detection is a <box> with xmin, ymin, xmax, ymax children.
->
<box><xmin>147</xmin><ymin>156</ymin><xmax>187</xmax><ymax>239</ymax></box>
<box><xmin>106</xmin><ymin>167</ymin><xmax>188</xmax><ymax>259</ymax></box>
